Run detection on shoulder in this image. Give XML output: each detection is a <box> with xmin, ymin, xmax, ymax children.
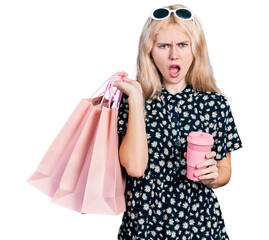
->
<box><xmin>195</xmin><ymin>90</ymin><xmax>229</xmax><ymax>111</ymax></box>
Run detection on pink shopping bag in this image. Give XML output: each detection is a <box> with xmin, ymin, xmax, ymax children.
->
<box><xmin>28</xmin><ymin>76</ymin><xmax>126</xmax><ymax>215</ymax></box>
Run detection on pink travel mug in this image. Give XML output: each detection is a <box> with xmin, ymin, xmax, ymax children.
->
<box><xmin>186</xmin><ymin>132</ymin><xmax>214</xmax><ymax>181</ymax></box>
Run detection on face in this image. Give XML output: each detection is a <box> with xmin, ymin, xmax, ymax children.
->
<box><xmin>151</xmin><ymin>24</ymin><xmax>193</xmax><ymax>92</ymax></box>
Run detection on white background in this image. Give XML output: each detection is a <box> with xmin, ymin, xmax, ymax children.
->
<box><xmin>0</xmin><ymin>0</ymin><xmax>268</xmax><ymax>239</ymax></box>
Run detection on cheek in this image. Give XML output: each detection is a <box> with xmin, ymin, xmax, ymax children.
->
<box><xmin>152</xmin><ymin>52</ymin><xmax>166</xmax><ymax>69</ymax></box>
<box><xmin>182</xmin><ymin>52</ymin><xmax>193</xmax><ymax>68</ymax></box>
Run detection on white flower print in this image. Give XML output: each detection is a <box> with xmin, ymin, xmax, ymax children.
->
<box><xmin>183</xmin><ymin>222</ymin><xmax>189</xmax><ymax>229</ymax></box>
<box><xmin>170</xmin><ymin>198</ymin><xmax>176</xmax><ymax>205</ymax></box>
<box><xmin>169</xmin><ymin>219</ymin><xmax>174</xmax><ymax>225</ymax></box>
<box><xmin>135</xmin><ymin>192</ymin><xmax>140</xmax><ymax>198</ymax></box>
<box><xmin>155</xmin><ymin>132</ymin><xmax>161</xmax><ymax>138</ymax></box>
<box><xmin>234</xmin><ymin>143</ymin><xmax>240</xmax><ymax>149</ymax></box>
<box><xmin>184</xmin><ymin>124</ymin><xmax>190</xmax><ymax>131</ymax></box>
<box><xmin>151</xmin><ymin>122</ymin><xmax>157</xmax><ymax>127</ymax></box>
<box><xmin>209</xmin><ymin>123</ymin><xmax>214</xmax><ymax>129</ymax></box>
<box><xmin>179</xmin><ymin>211</ymin><xmax>184</xmax><ymax>218</ymax></box>
<box><xmin>209</xmin><ymin>100</ymin><xmax>215</xmax><ymax>106</ymax></box>
<box><xmin>192</xmin><ymin>204</ymin><xmax>198</xmax><ymax>211</ymax></box>
<box><xmin>183</xmin><ymin>112</ymin><xmax>189</xmax><ymax>118</ymax></box>
<box><xmin>143</xmin><ymin>204</ymin><xmax>149</xmax><ymax>211</ymax></box>
<box><xmin>164</xmin><ymin>129</ymin><xmax>169</xmax><ymax>136</ymax></box>
<box><xmin>189</xmin><ymin>219</ymin><xmax>195</xmax><ymax>225</ymax></box>
<box><xmin>142</xmin><ymin>193</ymin><xmax>147</xmax><ymax>200</ymax></box>
<box><xmin>145</xmin><ymin>185</ymin><xmax>151</xmax><ymax>192</ymax></box>
<box><xmin>203</xmin><ymin>95</ymin><xmax>209</xmax><ymax>101</ymax></box>
<box><xmin>217</xmin><ymin>145</ymin><xmax>222</xmax><ymax>152</ymax></box>
<box><xmin>179</xmin><ymin>100</ymin><xmax>185</xmax><ymax>105</ymax></box>
<box><xmin>159</xmin><ymin>160</ymin><xmax>165</xmax><ymax>166</ymax></box>
<box><xmin>167</xmin><ymin>161</ymin><xmax>173</xmax><ymax>168</ymax></box>
<box><xmin>187</xmin><ymin>96</ymin><xmax>193</xmax><ymax>102</ymax></box>
<box><xmin>154</xmin><ymin>166</ymin><xmax>160</xmax><ymax>173</ymax></box>
<box><xmin>164</xmin><ymin>148</ymin><xmax>169</xmax><ymax>156</ymax></box>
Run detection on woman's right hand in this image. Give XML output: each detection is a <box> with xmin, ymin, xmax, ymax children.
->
<box><xmin>113</xmin><ymin>71</ymin><xmax>143</xmax><ymax>101</ymax></box>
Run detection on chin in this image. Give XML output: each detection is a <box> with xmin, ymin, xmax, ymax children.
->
<box><xmin>163</xmin><ymin>76</ymin><xmax>185</xmax><ymax>85</ymax></box>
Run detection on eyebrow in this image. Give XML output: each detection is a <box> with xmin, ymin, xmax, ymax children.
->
<box><xmin>156</xmin><ymin>40</ymin><xmax>190</xmax><ymax>44</ymax></box>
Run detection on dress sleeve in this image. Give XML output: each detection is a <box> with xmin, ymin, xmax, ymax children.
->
<box><xmin>213</xmin><ymin>96</ymin><xmax>243</xmax><ymax>160</ymax></box>
<box><xmin>117</xmin><ymin>93</ymin><xmax>129</xmax><ymax>136</ymax></box>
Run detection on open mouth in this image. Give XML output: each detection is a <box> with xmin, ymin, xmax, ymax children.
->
<box><xmin>169</xmin><ymin>65</ymin><xmax>181</xmax><ymax>77</ymax></box>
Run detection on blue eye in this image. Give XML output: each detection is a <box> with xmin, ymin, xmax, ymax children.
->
<box><xmin>179</xmin><ymin>43</ymin><xmax>187</xmax><ymax>47</ymax></box>
<box><xmin>159</xmin><ymin>44</ymin><xmax>168</xmax><ymax>49</ymax></box>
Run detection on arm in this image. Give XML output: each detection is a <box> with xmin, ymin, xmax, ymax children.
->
<box><xmin>194</xmin><ymin>95</ymin><xmax>241</xmax><ymax>188</ymax></box>
<box><xmin>114</xmin><ymin>73</ymin><xmax>148</xmax><ymax>177</ymax></box>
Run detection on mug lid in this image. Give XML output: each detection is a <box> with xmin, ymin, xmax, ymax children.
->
<box><xmin>187</xmin><ymin>131</ymin><xmax>214</xmax><ymax>146</ymax></box>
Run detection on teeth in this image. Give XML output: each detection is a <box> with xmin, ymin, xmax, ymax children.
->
<box><xmin>170</xmin><ymin>66</ymin><xmax>180</xmax><ymax>70</ymax></box>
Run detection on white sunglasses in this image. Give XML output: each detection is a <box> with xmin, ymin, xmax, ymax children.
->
<box><xmin>151</xmin><ymin>7</ymin><xmax>194</xmax><ymax>21</ymax></box>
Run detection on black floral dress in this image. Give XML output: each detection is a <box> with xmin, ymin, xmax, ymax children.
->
<box><xmin>117</xmin><ymin>84</ymin><xmax>242</xmax><ymax>240</ymax></box>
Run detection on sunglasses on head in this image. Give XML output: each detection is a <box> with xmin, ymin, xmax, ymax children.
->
<box><xmin>151</xmin><ymin>7</ymin><xmax>194</xmax><ymax>21</ymax></box>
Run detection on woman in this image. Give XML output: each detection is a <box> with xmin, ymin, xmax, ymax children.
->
<box><xmin>114</xmin><ymin>4</ymin><xmax>242</xmax><ymax>239</ymax></box>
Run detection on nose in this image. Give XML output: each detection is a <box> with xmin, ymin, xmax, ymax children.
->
<box><xmin>169</xmin><ymin>45</ymin><xmax>179</xmax><ymax>60</ymax></box>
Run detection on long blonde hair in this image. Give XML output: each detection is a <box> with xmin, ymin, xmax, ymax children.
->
<box><xmin>137</xmin><ymin>4</ymin><xmax>220</xmax><ymax>100</ymax></box>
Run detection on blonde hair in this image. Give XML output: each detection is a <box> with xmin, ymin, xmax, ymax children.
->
<box><xmin>137</xmin><ymin>4</ymin><xmax>220</xmax><ymax>100</ymax></box>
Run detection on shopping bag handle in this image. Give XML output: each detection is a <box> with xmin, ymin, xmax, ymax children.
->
<box><xmin>90</xmin><ymin>75</ymin><xmax>123</xmax><ymax>109</ymax></box>
<box><xmin>101</xmin><ymin>76</ymin><xmax>123</xmax><ymax>109</ymax></box>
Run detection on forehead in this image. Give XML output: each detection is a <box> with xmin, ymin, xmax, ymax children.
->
<box><xmin>155</xmin><ymin>25</ymin><xmax>190</xmax><ymax>42</ymax></box>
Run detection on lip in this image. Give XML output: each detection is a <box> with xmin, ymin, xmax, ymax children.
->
<box><xmin>169</xmin><ymin>64</ymin><xmax>181</xmax><ymax>78</ymax></box>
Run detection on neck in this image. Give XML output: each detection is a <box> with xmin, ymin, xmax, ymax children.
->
<box><xmin>163</xmin><ymin>80</ymin><xmax>187</xmax><ymax>95</ymax></box>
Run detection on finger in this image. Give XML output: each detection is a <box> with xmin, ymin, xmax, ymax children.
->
<box><xmin>198</xmin><ymin>172</ymin><xmax>218</xmax><ymax>180</ymax></box>
<box><xmin>205</xmin><ymin>151</ymin><xmax>216</xmax><ymax>159</ymax></box>
<box><xmin>183</xmin><ymin>152</ymin><xmax>187</xmax><ymax>159</ymax></box>
<box><xmin>113</xmin><ymin>81</ymin><xmax>133</xmax><ymax>96</ymax></box>
<box><xmin>195</xmin><ymin>165</ymin><xmax>218</xmax><ymax>177</ymax></box>
<box><xmin>114</xmin><ymin>71</ymin><xmax>128</xmax><ymax>77</ymax></box>
<box><xmin>113</xmin><ymin>81</ymin><xmax>126</xmax><ymax>89</ymax></box>
<box><xmin>196</xmin><ymin>159</ymin><xmax>216</xmax><ymax>169</ymax></box>
<box><xmin>121</xmin><ymin>76</ymin><xmax>133</xmax><ymax>82</ymax></box>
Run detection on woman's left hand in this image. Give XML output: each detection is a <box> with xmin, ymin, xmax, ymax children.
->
<box><xmin>195</xmin><ymin>151</ymin><xmax>218</xmax><ymax>187</ymax></box>
<box><xmin>184</xmin><ymin>151</ymin><xmax>218</xmax><ymax>187</ymax></box>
